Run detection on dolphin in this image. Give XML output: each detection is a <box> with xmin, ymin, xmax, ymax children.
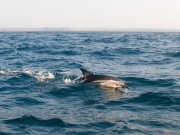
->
<box><xmin>77</xmin><ymin>68</ymin><xmax>128</xmax><ymax>89</ymax></box>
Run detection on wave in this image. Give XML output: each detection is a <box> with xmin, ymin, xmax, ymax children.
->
<box><xmin>14</xmin><ymin>97</ymin><xmax>44</xmax><ymax>106</ymax></box>
<box><xmin>113</xmin><ymin>47</ymin><xmax>144</xmax><ymax>55</ymax></box>
<box><xmin>86</xmin><ymin>121</ymin><xmax>115</xmax><ymax>129</ymax></box>
<box><xmin>124</xmin><ymin>77</ymin><xmax>175</xmax><ymax>87</ymax></box>
<box><xmin>128</xmin><ymin>119</ymin><xmax>179</xmax><ymax>135</ymax></box>
<box><xmin>47</xmin><ymin>84</ymin><xmax>88</xmax><ymax>99</ymax></box>
<box><xmin>0</xmin><ymin>131</ymin><xmax>13</xmax><ymax>135</ymax></box>
<box><xmin>59</xmin><ymin>50</ymin><xmax>78</xmax><ymax>56</ymax></box>
<box><xmin>92</xmin><ymin>50</ymin><xmax>116</xmax><ymax>58</ymax></box>
<box><xmin>82</xmin><ymin>36</ymin><xmax>129</xmax><ymax>44</ymax></box>
<box><xmin>39</xmin><ymin>49</ymin><xmax>79</xmax><ymax>56</ymax></box>
<box><xmin>3</xmin><ymin>115</ymin><xmax>69</xmax><ymax>128</ymax></box>
<box><xmin>128</xmin><ymin>92</ymin><xmax>180</xmax><ymax>106</ymax></box>
<box><xmin>164</xmin><ymin>51</ymin><xmax>180</xmax><ymax>58</ymax></box>
<box><xmin>171</xmin><ymin>52</ymin><xmax>180</xmax><ymax>58</ymax></box>
<box><xmin>90</xmin><ymin>47</ymin><xmax>144</xmax><ymax>59</ymax></box>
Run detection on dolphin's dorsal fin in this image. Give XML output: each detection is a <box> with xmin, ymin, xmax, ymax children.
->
<box><xmin>79</xmin><ymin>68</ymin><xmax>93</xmax><ymax>77</ymax></box>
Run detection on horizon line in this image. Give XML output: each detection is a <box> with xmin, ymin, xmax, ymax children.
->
<box><xmin>0</xmin><ymin>27</ymin><xmax>180</xmax><ymax>32</ymax></box>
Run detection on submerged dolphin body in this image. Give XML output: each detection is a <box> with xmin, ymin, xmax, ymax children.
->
<box><xmin>77</xmin><ymin>68</ymin><xmax>128</xmax><ymax>89</ymax></box>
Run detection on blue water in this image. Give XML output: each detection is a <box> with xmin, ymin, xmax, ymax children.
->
<box><xmin>0</xmin><ymin>31</ymin><xmax>180</xmax><ymax>134</ymax></box>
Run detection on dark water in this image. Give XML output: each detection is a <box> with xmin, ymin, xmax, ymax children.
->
<box><xmin>0</xmin><ymin>31</ymin><xmax>180</xmax><ymax>134</ymax></box>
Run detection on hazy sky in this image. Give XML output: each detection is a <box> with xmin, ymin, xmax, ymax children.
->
<box><xmin>0</xmin><ymin>0</ymin><xmax>180</xmax><ymax>29</ymax></box>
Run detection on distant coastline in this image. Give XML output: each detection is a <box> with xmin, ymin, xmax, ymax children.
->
<box><xmin>0</xmin><ymin>27</ymin><xmax>180</xmax><ymax>32</ymax></box>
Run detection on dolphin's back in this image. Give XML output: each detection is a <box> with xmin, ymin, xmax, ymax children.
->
<box><xmin>84</xmin><ymin>74</ymin><xmax>119</xmax><ymax>83</ymax></box>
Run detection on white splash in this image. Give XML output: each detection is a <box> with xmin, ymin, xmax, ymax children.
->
<box><xmin>59</xmin><ymin>72</ymin><xmax>69</xmax><ymax>75</ymax></box>
<box><xmin>23</xmin><ymin>69</ymin><xmax>55</xmax><ymax>82</ymax></box>
<box><xmin>0</xmin><ymin>68</ymin><xmax>82</xmax><ymax>83</ymax></box>
<box><xmin>64</xmin><ymin>78</ymin><xmax>73</xmax><ymax>84</ymax></box>
<box><xmin>24</xmin><ymin>69</ymin><xmax>34</xmax><ymax>75</ymax></box>
<box><xmin>0</xmin><ymin>69</ymin><xmax>19</xmax><ymax>76</ymax></box>
<box><xmin>0</xmin><ymin>70</ymin><xmax>6</xmax><ymax>75</ymax></box>
<box><xmin>35</xmin><ymin>71</ymin><xmax>54</xmax><ymax>81</ymax></box>
<box><xmin>0</xmin><ymin>68</ymin><xmax>55</xmax><ymax>82</ymax></box>
<box><xmin>60</xmin><ymin>69</ymin><xmax>83</xmax><ymax>84</ymax></box>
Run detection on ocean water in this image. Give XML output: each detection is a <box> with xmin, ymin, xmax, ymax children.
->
<box><xmin>0</xmin><ymin>31</ymin><xmax>180</xmax><ymax>135</ymax></box>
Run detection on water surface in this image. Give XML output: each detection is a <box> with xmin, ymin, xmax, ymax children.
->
<box><xmin>0</xmin><ymin>32</ymin><xmax>180</xmax><ymax>134</ymax></box>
